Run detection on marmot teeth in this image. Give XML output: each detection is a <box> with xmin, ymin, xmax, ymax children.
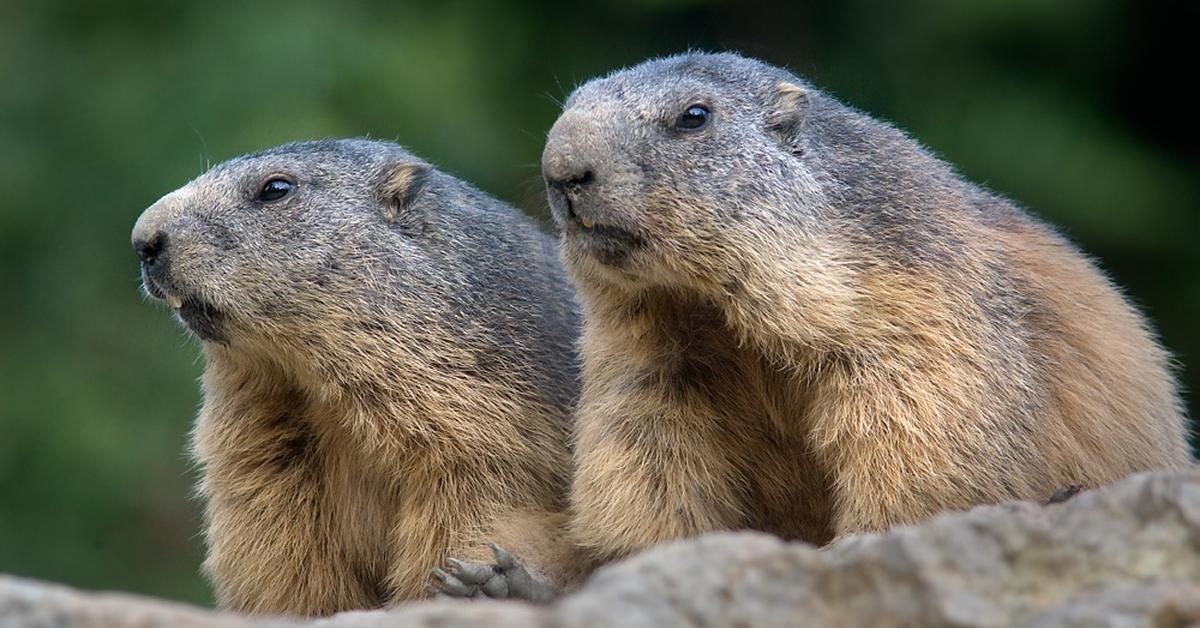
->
<box><xmin>579</xmin><ymin>216</ymin><xmax>595</xmax><ymax>229</ymax></box>
<box><xmin>165</xmin><ymin>295</ymin><xmax>183</xmax><ymax>309</ymax></box>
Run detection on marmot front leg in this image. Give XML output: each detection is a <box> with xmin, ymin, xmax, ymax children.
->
<box><xmin>568</xmin><ymin>386</ymin><xmax>750</xmax><ymax>562</ymax></box>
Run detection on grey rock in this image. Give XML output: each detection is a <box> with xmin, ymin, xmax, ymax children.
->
<box><xmin>3</xmin><ymin>471</ymin><xmax>1199</xmax><ymax>628</ymax></box>
<box><xmin>0</xmin><ymin>576</ymin><xmax>270</xmax><ymax>628</ymax></box>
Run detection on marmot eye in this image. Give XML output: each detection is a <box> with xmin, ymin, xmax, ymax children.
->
<box><xmin>675</xmin><ymin>104</ymin><xmax>711</xmax><ymax>131</ymax></box>
<box><xmin>258</xmin><ymin>178</ymin><xmax>293</xmax><ymax>202</ymax></box>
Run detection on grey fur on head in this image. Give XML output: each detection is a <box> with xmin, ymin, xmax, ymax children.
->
<box><xmin>134</xmin><ymin>138</ymin><xmax>578</xmax><ymax>407</ymax></box>
<box><xmin>543</xmin><ymin>52</ymin><xmax>977</xmax><ymax>310</ymax></box>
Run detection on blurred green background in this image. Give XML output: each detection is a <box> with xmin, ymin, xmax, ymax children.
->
<box><xmin>1</xmin><ymin>0</ymin><xmax>1196</xmax><ymax>606</ymax></box>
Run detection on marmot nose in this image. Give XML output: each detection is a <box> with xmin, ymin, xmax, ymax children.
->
<box><xmin>134</xmin><ymin>232</ymin><xmax>166</xmax><ymax>266</ymax></box>
<box><xmin>545</xmin><ymin>170</ymin><xmax>595</xmax><ymax>223</ymax></box>
<box><xmin>545</xmin><ymin>169</ymin><xmax>595</xmax><ymax>194</ymax></box>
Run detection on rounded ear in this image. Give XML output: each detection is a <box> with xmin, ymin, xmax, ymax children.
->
<box><xmin>766</xmin><ymin>82</ymin><xmax>809</xmax><ymax>154</ymax></box>
<box><xmin>378</xmin><ymin>162</ymin><xmax>431</xmax><ymax>227</ymax></box>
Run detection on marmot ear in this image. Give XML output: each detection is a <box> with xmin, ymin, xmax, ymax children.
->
<box><xmin>378</xmin><ymin>162</ymin><xmax>431</xmax><ymax>226</ymax></box>
<box><xmin>766</xmin><ymin>82</ymin><xmax>809</xmax><ymax>154</ymax></box>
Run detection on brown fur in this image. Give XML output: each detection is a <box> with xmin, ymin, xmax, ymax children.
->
<box><xmin>132</xmin><ymin>140</ymin><xmax>582</xmax><ymax>615</ymax></box>
<box><xmin>542</xmin><ymin>53</ymin><xmax>1192</xmax><ymax>563</ymax></box>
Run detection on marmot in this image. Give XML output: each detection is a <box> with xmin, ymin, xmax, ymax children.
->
<box><xmin>538</xmin><ymin>52</ymin><xmax>1192</xmax><ymax>563</ymax></box>
<box><xmin>130</xmin><ymin>139</ymin><xmax>581</xmax><ymax>615</ymax></box>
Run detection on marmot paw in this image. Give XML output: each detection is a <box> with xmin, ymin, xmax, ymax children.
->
<box><xmin>425</xmin><ymin>543</ymin><xmax>555</xmax><ymax>603</ymax></box>
<box><xmin>1046</xmin><ymin>484</ymin><xmax>1083</xmax><ymax>504</ymax></box>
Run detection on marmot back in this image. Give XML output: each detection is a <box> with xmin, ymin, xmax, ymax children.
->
<box><xmin>542</xmin><ymin>52</ymin><xmax>1191</xmax><ymax>562</ymax></box>
<box><xmin>131</xmin><ymin>139</ymin><xmax>580</xmax><ymax>615</ymax></box>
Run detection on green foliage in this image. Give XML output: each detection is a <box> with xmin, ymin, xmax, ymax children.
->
<box><xmin>1</xmin><ymin>0</ymin><xmax>1195</xmax><ymax>606</ymax></box>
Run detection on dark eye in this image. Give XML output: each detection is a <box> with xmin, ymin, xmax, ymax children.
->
<box><xmin>675</xmin><ymin>104</ymin><xmax>711</xmax><ymax>131</ymax></box>
<box><xmin>258</xmin><ymin>178</ymin><xmax>293</xmax><ymax>202</ymax></box>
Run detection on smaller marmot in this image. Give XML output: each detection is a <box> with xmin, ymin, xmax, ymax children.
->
<box><xmin>131</xmin><ymin>139</ymin><xmax>581</xmax><ymax>615</ymax></box>
<box><xmin>538</xmin><ymin>52</ymin><xmax>1192</xmax><ymax>564</ymax></box>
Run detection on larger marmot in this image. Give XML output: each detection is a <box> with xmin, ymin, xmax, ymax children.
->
<box><xmin>131</xmin><ymin>139</ymin><xmax>580</xmax><ymax>615</ymax></box>
<box><xmin>540</xmin><ymin>52</ymin><xmax>1192</xmax><ymax>562</ymax></box>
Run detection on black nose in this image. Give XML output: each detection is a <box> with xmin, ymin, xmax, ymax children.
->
<box><xmin>134</xmin><ymin>232</ymin><xmax>166</xmax><ymax>265</ymax></box>
<box><xmin>546</xmin><ymin>169</ymin><xmax>595</xmax><ymax>193</ymax></box>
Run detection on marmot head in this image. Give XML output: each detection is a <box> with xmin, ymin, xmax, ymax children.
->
<box><xmin>542</xmin><ymin>52</ymin><xmax>828</xmax><ymax>293</ymax></box>
<box><xmin>132</xmin><ymin>139</ymin><xmax>483</xmax><ymax>352</ymax></box>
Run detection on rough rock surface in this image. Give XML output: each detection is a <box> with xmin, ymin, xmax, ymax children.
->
<box><xmin>3</xmin><ymin>471</ymin><xmax>1199</xmax><ymax>628</ymax></box>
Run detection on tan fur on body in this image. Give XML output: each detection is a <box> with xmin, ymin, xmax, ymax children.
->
<box><xmin>196</xmin><ymin>327</ymin><xmax>574</xmax><ymax>613</ymax></box>
<box><xmin>133</xmin><ymin>140</ymin><xmax>581</xmax><ymax>615</ymax></box>
<box><xmin>543</xmin><ymin>53</ymin><xmax>1192</xmax><ymax>563</ymax></box>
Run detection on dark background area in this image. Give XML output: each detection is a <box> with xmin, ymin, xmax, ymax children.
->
<box><xmin>1</xmin><ymin>0</ymin><xmax>1196</xmax><ymax>606</ymax></box>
